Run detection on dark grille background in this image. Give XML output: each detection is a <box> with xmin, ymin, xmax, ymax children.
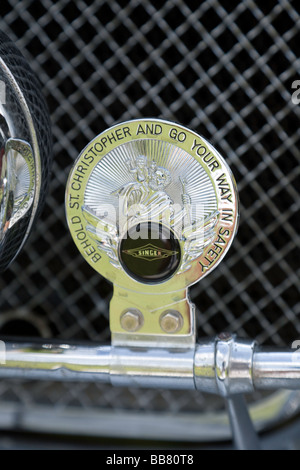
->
<box><xmin>0</xmin><ymin>0</ymin><xmax>299</xmax><ymax>439</ymax></box>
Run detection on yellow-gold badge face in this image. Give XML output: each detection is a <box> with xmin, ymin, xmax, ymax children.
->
<box><xmin>65</xmin><ymin>119</ymin><xmax>239</xmax><ymax>346</ymax></box>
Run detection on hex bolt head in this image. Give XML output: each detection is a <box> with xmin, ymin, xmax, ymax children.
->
<box><xmin>159</xmin><ymin>310</ymin><xmax>183</xmax><ymax>334</ymax></box>
<box><xmin>120</xmin><ymin>309</ymin><xmax>144</xmax><ymax>332</ymax></box>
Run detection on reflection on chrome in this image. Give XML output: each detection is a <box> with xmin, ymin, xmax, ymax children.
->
<box><xmin>0</xmin><ymin>31</ymin><xmax>52</xmax><ymax>271</ymax></box>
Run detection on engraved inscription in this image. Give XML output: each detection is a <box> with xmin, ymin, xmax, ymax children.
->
<box><xmin>216</xmin><ymin>173</ymin><xmax>233</xmax><ymax>202</ymax></box>
<box><xmin>199</xmin><ymin>227</ymin><xmax>230</xmax><ymax>272</ymax></box>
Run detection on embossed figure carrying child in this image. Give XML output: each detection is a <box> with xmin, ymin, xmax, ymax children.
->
<box><xmin>111</xmin><ymin>155</ymin><xmax>174</xmax><ymax>225</ymax></box>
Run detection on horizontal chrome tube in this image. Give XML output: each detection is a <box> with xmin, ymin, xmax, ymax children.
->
<box><xmin>110</xmin><ymin>346</ymin><xmax>195</xmax><ymax>389</ymax></box>
<box><xmin>0</xmin><ymin>341</ymin><xmax>195</xmax><ymax>389</ymax></box>
<box><xmin>253</xmin><ymin>349</ymin><xmax>300</xmax><ymax>391</ymax></box>
<box><xmin>0</xmin><ymin>342</ymin><xmax>111</xmax><ymax>382</ymax></box>
<box><xmin>0</xmin><ymin>337</ymin><xmax>300</xmax><ymax>395</ymax></box>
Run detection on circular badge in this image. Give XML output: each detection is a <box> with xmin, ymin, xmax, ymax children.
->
<box><xmin>65</xmin><ymin>119</ymin><xmax>238</xmax><ymax>293</ymax></box>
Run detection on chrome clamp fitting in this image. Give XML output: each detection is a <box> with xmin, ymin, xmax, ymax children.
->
<box><xmin>194</xmin><ymin>334</ymin><xmax>256</xmax><ymax>396</ymax></box>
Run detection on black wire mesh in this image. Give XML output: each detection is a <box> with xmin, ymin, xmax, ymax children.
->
<box><xmin>0</xmin><ymin>0</ymin><xmax>299</xmax><ymax>435</ymax></box>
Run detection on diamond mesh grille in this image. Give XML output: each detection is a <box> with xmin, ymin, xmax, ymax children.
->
<box><xmin>0</xmin><ymin>0</ymin><xmax>299</xmax><ymax>437</ymax></box>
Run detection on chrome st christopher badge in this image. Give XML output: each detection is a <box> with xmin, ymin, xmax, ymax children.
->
<box><xmin>66</xmin><ymin>119</ymin><xmax>238</xmax><ymax>348</ymax></box>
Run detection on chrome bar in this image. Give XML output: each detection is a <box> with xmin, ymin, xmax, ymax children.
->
<box><xmin>110</xmin><ymin>346</ymin><xmax>195</xmax><ymax>390</ymax></box>
<box><xmin>0</xmin><ymin>342</ymin><xmax>111</xmax><ymax>382</ymax></box>
<box><xmin>0</xmin><ymin>337</ymin><xmax>300</xmax><ymax>395</ymax></box>
<box><xmin>0</xmin><ymin>341</ymin><xmax>195</xmax><ymax>389</ymax></box>
<box><xmin>253</xmin><ymin>349</ymin><xmax>300</xmax><ymax>391</ymax></box>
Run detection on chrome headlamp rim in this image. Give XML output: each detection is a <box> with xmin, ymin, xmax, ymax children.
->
<box><xmin>0</xmin><ymin>31</ymin><xmax>52</xmax><ymax>272</ymax></box>
<box><xmin>0</xmin><ymin>55</ymin><xmax>41</xmax><ymax>252</ymax></box>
